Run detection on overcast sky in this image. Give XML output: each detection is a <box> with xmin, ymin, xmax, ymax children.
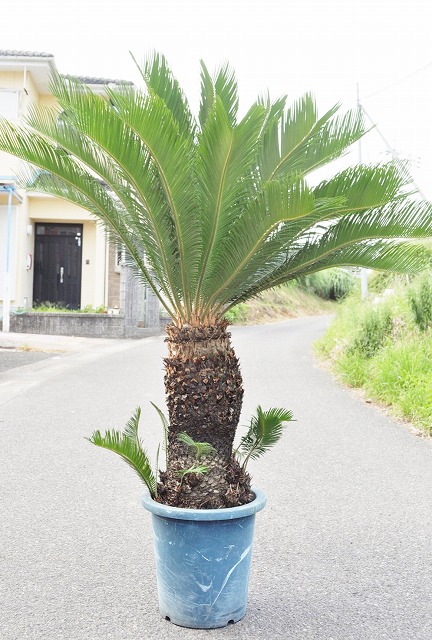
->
<box><xmin>3</xmin><ymin>0</ymin><xmax>432</xmax><ymax>196</ymax></box>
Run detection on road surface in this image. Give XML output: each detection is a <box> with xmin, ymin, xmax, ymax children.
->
<box><xmin>1</xmin><ymin>316</ymin><xmax>431</xmax><ymax>639</ymax></box>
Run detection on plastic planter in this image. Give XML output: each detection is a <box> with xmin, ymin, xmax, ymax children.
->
<box><xmin>142</xmin><ymin>487</ymin><xmax>266</xmax><ymax>629</ymax></box>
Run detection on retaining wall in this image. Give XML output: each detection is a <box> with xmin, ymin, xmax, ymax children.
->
<box><xmin>7</xmin><ymin>312</ymin><xmax>163</xmax><ymax>339</ymax></box>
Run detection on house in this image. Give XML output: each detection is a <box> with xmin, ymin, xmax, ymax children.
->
<box><xmin>0</xmin><ymin>50</ymin><xmax>160</xmax><ymax>337</ymax></box>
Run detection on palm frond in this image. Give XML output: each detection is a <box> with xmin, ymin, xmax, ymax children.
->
<box><xmin>237</xmin><ymin>406</ymin><xmax>294</xmax><ymax>470</ymax></box>
<box><xmin>199</xmin><ymin>60</ymin><xmax>215</xmax><ymax>128</ymax></box>
<box><xmin>313</xmin><ymin>161</ymin><xmax>412</xmax><ymax>212</ymax></box>
<box><xmin>195</xmin><ymin>99</ymin><xmax>267</xmax><ymax>311</ymax></box>
<box><xmin>24</xmin><ymin>98</ymin><xmax>180</xmax><ymax>297</ymax></box>
<box><xmin>150</xmin><ymin>402</ymin><xmax>169</xmax><ymax>468</ymax></box>
<box><xmin>0</xmin><ymin>54</ymin><xmax>430</xmax><ymax>328</ymax></box>
<box><xmin>202</xmin><ymin>179</ymin><xmax>316</xmax><ymax>315</ymax></box>
<box><xmin>213</xmin><ymin>62</ymin><xmax>239</xmax><ymax>127</ymax></box>
<box><xmin>131</xmin><ymin>51</ymin><xmax>195</xmax><ymax>137</ymax></box>
<box><xmin>235</xmin><ymin>240</ymin><xmax>430</xmax><ymax>305</ymax></box>
<box><xmin>87</xmin><ymin>409</ymin><xmax>157</xmax><ymax>496</ymax></box>
<box><xmin>259</xmin><ymin>94</ymin><xmax>364</xmax><ymax>183</ymax></box>
<box><xmin>177</xmin><ymin>432</ymin><xmax>216</xmax><ymax>460</ymax></box>
<box><xmin>49</xmin><ymin>72</ymin><xmax>201</xmax><ymax>317</ymax></box>
<box><xmin>124</xmin><ymin>406</ymin><xmax>142</xmax><ymax>442</ymax></box>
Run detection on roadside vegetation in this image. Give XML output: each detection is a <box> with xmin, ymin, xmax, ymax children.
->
<box><xmin>316</xmin><ymin>269</ymin><xmax>432</xmax><ymax>434</ymax></box>
<box><xmin>226</xmin><ymin>268</ymin><xmax>356</xmax><ymax>324</ymax></box>
<box><xmin>29</xmin><ymin>303</ymin><xmax>108</xmax><ymax>313</ymax></box>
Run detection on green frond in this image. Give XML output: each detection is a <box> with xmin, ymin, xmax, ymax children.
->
<box><xmin>313</xmin><ymin>162</ymin><xmax>412</xmax><ymax>212</ymax></box>
<box><xmin>199</xmin><ymin>60</ymin><xmax>215</xmax><ymax>128</ymax></box>
<box><xmin>49</xmin><ymin>72</ymin><xmax>202</xmax><ymax>317</ymax></box>
<box><xmin>284</xmin><ymin>199</ymin><xmax>432</xmax><ymax>274</ymax></box>
<box><xmin>195</xmin><ymin>99</ymin><xmax>267</xmax><ymax>311</ymax></box>
<box><xmin>24</xmin><ymin>99</ymin><xmax>181</xmax><ymax>293</ymax></box>
<box><xmin>124</xmin><ymin>406</ymin><xmax>142</xmax><ymax>442</ymax></box>
<box><xmin>260</xmin><ymin>95</ymin><xmax>364</xmax><ymax>183</ymax></box>
<box><xmin>203</xmin><ymin>179</ymin><xmax>317</xmax><ymax>315</ymax></box>
<box><xmin>177</xmin><ymin>432</ymin><xmax>216</xmax><ymax>460</ymax></box>
<box><xmin>131</xmin><ymin>51</ymin><xmax>195</xmax><ymax>137</ymax></box>
<box><xmin>258</xmin><ymin>93</ymin><xmax>287</xmax><ymax>181</ymax></box>
<box><xmin>0</xmin><ymin>53</ymin><xmax>430</xmax><ymax>328</ymax></box>
<box><xmin>213</xmin><ymin>62</ymin><xmax>239</xmax><ymax>127</ymax></box>
<box><xmin>237</xmin><ymin>240</ymin><xmax>430</xmax><ymax>304</ymax></box>
<box><xmin>176</xmin><ymin>464</ymin><xmax>209</xmax><ymax>479</ymax></box>
<box><xmin>150</xmin><ymin>402</ymin><xmax>169</xmax><ymax>468</ymax></box>
<box><xmin>87</xmin><ymin>409</ymin><xmax>157</xmax><ymax>496</ymax></box>
<box><xmin>237</xmin><ymin>406</ymin><xmax>294</xmax><ymax>470</ymax></box>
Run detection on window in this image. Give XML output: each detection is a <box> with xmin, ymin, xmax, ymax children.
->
<box><xmin>0</xmin><ymin>89</ymin><xmax>19</xmax><ymax>120</ymax></box>
<box><xmin>114</xmin><ymin>243</ymin><xmax>125</xmax><ymax>273</ymax></box>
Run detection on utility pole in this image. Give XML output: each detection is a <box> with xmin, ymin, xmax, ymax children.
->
<box><xmin>357</xmin><ymin>83</ymin><xmax>369</xmax><ymax>301</ymax></box>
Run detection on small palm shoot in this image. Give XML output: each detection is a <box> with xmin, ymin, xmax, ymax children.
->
<box><xmin>150</xmin><ymin>402</ymin><xmax>169</xmax><ymax>468</ymax></box>
<box><xmin>236</xmin><ymin>406</ymin><xmax>294</xmax><ymax>472</ymax></box>
<box><xmin>87</xmin><ymin>407</ymin><xmax>157</xmax><ymax>497</ymax></box>
<box><xmin>175</xmin><ymin>433</ymin><xmax>216</xmax><ymax>489</ymax></box>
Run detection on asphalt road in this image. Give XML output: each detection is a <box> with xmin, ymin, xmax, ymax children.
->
<box><xmin>1</xmin><ymin>316</ymin><xmax>431</xmax><ymax>640</ymax></box>
<box><xmin>0</xmin><ymin>349</ymin><xmax>53</xmax><ymax>373</ymax></box>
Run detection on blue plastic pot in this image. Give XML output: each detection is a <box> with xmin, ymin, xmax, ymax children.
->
<box><xmin>142</xmin><ymin>488</ymin><xmax>266</xmax><ymax>629</ymax></box>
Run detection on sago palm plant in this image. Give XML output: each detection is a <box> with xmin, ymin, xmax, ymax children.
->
<box><xmin>1</xmin><ymin>53</ymin><xmax>431</xmax><ymax>508</ymax></box>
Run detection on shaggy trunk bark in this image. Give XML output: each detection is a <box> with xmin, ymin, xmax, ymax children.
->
<box><xmin>158</xmin><ymin>321</ymin><xmax>252</xmax><ymax>509</ymax></box>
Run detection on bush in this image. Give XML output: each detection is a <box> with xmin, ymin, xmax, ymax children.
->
<box><xmin>349</xmin><ymin>305</ymin><xmax>394</xmax><ymax>358</ymax></box>
<box><xmin>366</xmin><ymin>336</ymin><xmax>432</xmax><ymax>432</ymax></box>
<box><xmin>408</xmin><ymin>272</ymin><xmax>432</xmax><ymax>332</ymax></box>
<box><xmin>298</xmin><ymin>268</ymin><xmax>356</xmax><ymax>301</ymax></box>
<box><xmin>224</xmin><ymin>303</ymin><xmax>249</xmax><ymax>324</ymax></box>
<box><xmin>316</xmin><ymin>280</ymin><xmax>432</xmax><ymax>433</ymax></box>
<box><xmin>367</xmin><ymin>271</ymin><xmax>406</xmax><ymax>294</ymax></box>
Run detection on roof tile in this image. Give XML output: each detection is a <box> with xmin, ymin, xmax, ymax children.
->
<box><xmin>0</xmin><ymin>49</ymin><xmax>54</xmax><ymax>58</ymax></box>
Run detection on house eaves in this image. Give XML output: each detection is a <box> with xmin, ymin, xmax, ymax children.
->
<box><xmin>0</xmin><ymin>51</ymin><xmax>134</xmax><ymax>94</ymax></box>
<box><xmin>0</xmin><ymin>50</ymin><xmax>58</xmax><ymax>94</ymax></box>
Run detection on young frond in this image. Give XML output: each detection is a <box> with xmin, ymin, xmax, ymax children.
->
<box><xmin>177</xmin><ymin>432</ymin><xmax>216</xmax><ymax>460</ymax></box>
<box><xmin>87</xmin><ymin>411</ymin><xmax>157</xmax><ymax>496</ymax></box>
<box><xmin>124</xmin><ymin>406</ymin><xmax>141</xmax><ymax>442</ymax></box>
<box><xmin>150</xmin><ymin>402</ymin><xmax>169</xmax><ymax>468</ymax></box>
<box><xmin>176</xmin><ymin>464</ymin><xmax>209</xmax><ymax>480</ymax></box>
<box><xmin>237</xmin><ymin>406</ymin><xmax>294</xmax><ymax>470</ymax></box>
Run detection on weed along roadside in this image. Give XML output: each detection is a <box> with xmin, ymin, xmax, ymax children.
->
<box><xmin>1</xmin><ymin>52</ymin><xmax>432</xmax><ymax>628</ymax></box>
<box><xmin>316</xmin><ymin>270</ymin><xmax>432</xmax><ymax>435</ymax></box>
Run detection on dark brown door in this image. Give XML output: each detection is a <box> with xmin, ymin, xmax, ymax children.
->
<box><xmin>33</xmin><ymin>223</ymin><xmax>83</xmax><ymax>309</ymax></box>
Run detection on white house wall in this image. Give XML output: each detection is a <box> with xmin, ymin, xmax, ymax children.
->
<box><xmin>0</xmin><ymin>205</ymin><xmax>18</xmax><ymax>300</ymax></box>
<box><xmin>0</xmin><ymin>55</ymin><xmax>138</xmax><ymax>319</ymax></box>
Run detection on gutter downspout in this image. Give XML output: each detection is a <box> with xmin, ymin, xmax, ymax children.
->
<box><xmin>104</xmin><ymin>233</ymin><xmax>109</xmax><ymax>309</ymax></box>
<box><xmin>1</xmin><ymin>181</ymin><xmax>23</xmax><ymax>333</ymax></box>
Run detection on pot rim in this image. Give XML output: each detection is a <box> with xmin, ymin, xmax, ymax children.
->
<box><xmin>142</xmin><ymin>486</ymin><xmax>266</xmax><ymax>521</ymax></box>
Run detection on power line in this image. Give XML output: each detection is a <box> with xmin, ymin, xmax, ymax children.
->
<box><xmin>359</xmin><ymin>103</ymin><xmax>427</xmax><ymax>200</ymax></box>
<box><xmin>361</xmin><ymin>60</ymin><xmax>432</xmax><ymax>101</ymax></box>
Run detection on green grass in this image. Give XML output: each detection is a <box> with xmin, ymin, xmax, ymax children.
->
<box><xmin>366</xmin><ymin>336</ymin><xmax>432</xmax><ymax>430</ymax></box>
<box><xmin>316</xmin><ymin>272</ymin><xmax>432</xmax><ymax>435</ymax></box>
<box><xmin>226</xmin><ymin>282</ymin><xmax>334</xmax><ymax>325</ymax></box>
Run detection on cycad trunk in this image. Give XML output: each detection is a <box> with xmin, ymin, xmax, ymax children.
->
<box><xmin>158</xmin><ymin>321</ymin><xmax>252</xmax><ymax>509</ymax></box>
